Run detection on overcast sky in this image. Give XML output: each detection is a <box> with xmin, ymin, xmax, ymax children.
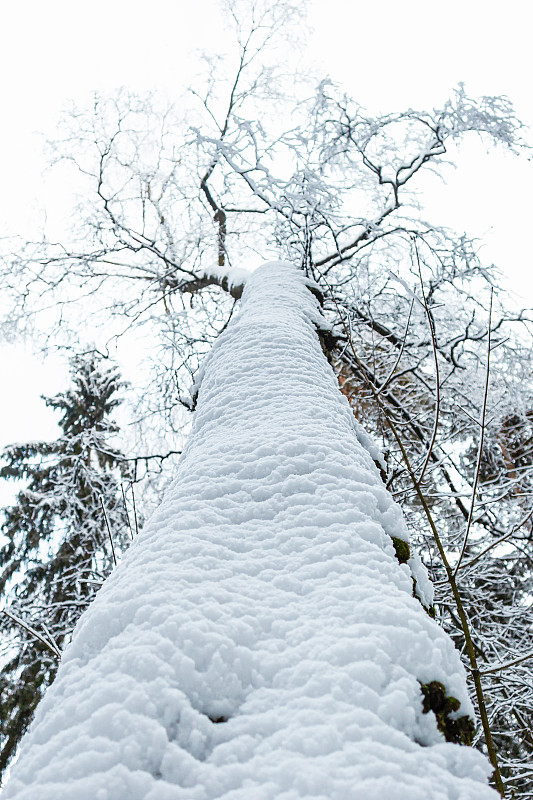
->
<box><xmin>1</xmin><ymin>0</ymin><xmax>531</xmax><ymax>458</ymax></box>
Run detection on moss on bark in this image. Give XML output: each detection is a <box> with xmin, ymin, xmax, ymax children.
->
<box><xmin>391</xmin><ymin>536</ymin><xmax>410</xmax><ymax>564</ymax></box>
<box><xmin>420</xmin><ymin>680</ymin><xmax>475</xmax><ymax>746</ymax></box>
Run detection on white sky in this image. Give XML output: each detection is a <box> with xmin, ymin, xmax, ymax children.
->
<box><xmin>0</xmin><ymin>0</ymin><xmax>532</xmax><ymax>466</ymax></box>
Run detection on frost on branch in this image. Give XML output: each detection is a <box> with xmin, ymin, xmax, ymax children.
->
<box><xmin>4</xmin><ymin>263</ymin><xmax>497</xmax><ymax>799</ymax></box>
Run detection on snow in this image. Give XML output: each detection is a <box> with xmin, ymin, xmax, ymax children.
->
<box><xmin>203</xmin><ymin>264</ymin><xmax>250</xmax><ymax>294</ymax></box>
<box><xmin>3</xmin><ymin>261</ymin><xmax>497</xmax><ymax>799</ymax></box>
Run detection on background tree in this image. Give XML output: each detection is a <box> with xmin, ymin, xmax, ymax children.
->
<box><xmin>335</xmin><ymin>282</ymin><xmax>533</xmax><ymax>795</ymax></box>
<box><xmin>1</xmin><ymin>0</ymin><xmax>532</xmax><ymax>794</ymax></box>
<box><xmin>0</xmin><ymin>351</ymin><xmax>133</xmax><ymax>779</ymax></box>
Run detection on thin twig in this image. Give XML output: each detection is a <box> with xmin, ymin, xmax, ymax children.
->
<box><xmin>458</xmin><ymin>508</ymin><xmax>533</xmax><ymax>572</ymax></box>
<box><xmin>121</xmin><ymin>483</ymin><xmax>134</xmax><ymax>541</ymax></box>
<box><xmin>131</xmin><ymin>482</ymin><xmax>139</xmax><ymax>537</ymax></box>
<box><xmin>41</xmin><ymin>622</ymin><xmax>61</xmax><ymax>656</ymax></box>
<box><xmin>479</xmin><ymin>651</ymin><xmax>533</xmax><ymax>676</ymax></box>
<box><xmin>454</xmin><ymin>290</ymin><xmax>493</xmax><ymax>576</ymax></box>
<box><xmin>375</xmin><ymin>298</ymin><xmax>414</xmax><ymax>396</ymax></box>
<box><xmin>2</xmin><ymin>610</ymin><xmax>61</xmax><ymax>659</ymax></box>
<box><xmin>99</xmin><ymin>495</ymin><xmax>117</xmax><ymax>566</ymax></box>
<box><xmin>414</xmin><ymin>241</ymin><xmax>441</xmax><ymax>486</ymax></box>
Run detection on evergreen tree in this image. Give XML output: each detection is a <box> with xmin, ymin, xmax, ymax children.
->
<box><xmin>0</xmin><ymin>352</ymin><xmax>132</xmax><ymax>779</ymax></box>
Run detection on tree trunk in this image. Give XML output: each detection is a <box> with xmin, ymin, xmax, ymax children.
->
<box><xmin>4</xmin><ymin>262</ymin><xmax>497</xmax><ymax>799</ymax></box>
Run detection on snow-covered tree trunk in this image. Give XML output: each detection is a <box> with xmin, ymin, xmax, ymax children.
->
<box><xmin>4</xmin><ymin>263</ymin><xmax>497</xmax><ymax>799</ymax></box>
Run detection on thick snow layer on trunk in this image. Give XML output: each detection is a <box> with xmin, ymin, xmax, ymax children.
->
<box><xmin>4</xmin><ymin>262</ymin><xmax>497</xmax><ymax>799</ymax></box>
